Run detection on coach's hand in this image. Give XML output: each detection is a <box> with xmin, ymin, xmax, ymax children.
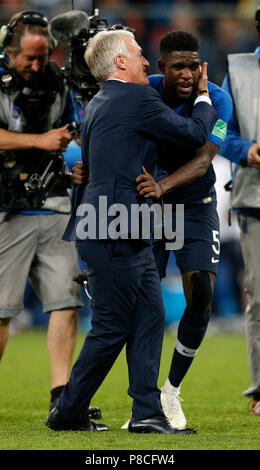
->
<box><xmin>136</xmin><ymin>166</ymin><xmax>163</xmax><ymax>199</ymax></box>
<box><xmin>73</xmin><ymin>161</ymin><xmax>88</xmax><ymax>185</ymax></box>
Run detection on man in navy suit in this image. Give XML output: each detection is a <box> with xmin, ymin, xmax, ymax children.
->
<box><xmin>46</xmin><ymin>29</ymin><xmax>218</xmax><ymax>434</ymax></box>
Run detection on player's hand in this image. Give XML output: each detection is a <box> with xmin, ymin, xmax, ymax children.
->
<box><xmin>73</xmin><ymin>161</ymin><xmax>88</xmax><ymax>185</ymax></box>
<box><xmin>197</xmin><ymin>62</ymin><xmax>209</xmax><ymax>98</ymax></box>
<box><xmin>37</xmin><ymin>124</ymin><xmax>72</xmax><ymax>152</ymax></box>
<box><xmin>136</xmin><ymin>166</ymin><xmax>163</xmax><ymax>199</ymax></box>
<box><xmin>247</xmin><ymin>143</ymin><xmax>260</xmax><ymax>168</ymax></box>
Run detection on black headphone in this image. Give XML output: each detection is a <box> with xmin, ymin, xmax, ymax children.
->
<box><xmin>255</xmin><ymin>6</ymin><xmax>260</xmax><ymax>34</ymax></box>
<box><xmin>1</xmin><ymin>10</ymin><xmax>49</xmax><ymax>49</ymax></box>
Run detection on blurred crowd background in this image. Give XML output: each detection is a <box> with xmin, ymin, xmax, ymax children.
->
<box><xmin>1</xmin><ymin>0</ymin><xmax>260</xmax><ymax>85</ymax></box>
<box><xmin>1</xmin><ymin>0</ymin><xmax>255</xmax><ymax>333</ymax></box>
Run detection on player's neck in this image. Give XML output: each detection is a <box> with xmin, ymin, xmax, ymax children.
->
<box><xmin>162</xmin><ymin>87</ymin><xmax>185</xmax><ymax>110</ymax></box>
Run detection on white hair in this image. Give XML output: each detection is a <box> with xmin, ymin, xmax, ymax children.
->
<box><xmin>84</xmin><ymin>29</ymin><xmax>135</xmax><ymax>82</ymax></box>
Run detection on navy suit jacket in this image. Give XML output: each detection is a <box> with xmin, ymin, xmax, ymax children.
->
<box><xmin>63</xmin><ymin>80</ymin><xmax>218</xmax><ymax>241</ymax></box>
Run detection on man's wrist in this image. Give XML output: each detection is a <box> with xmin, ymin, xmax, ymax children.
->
<box><xmin>194</xmin><ymin>95</ymin><xmax>212</xmax><ymax>106</ymax></box>
<box><xmin>158</xmin><ymin>182</ymin><xmax>164</xmax><ymax>196</ymax></box>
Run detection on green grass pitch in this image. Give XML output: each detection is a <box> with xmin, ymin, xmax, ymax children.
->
<box><xmin>0</xmin><ymin>327</ymin><xmax>259</xmax><ymax>450</ymax></box>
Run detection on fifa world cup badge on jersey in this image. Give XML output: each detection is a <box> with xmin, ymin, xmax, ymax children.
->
<box><xmin>212</xmin><ymin>119</ymin><xmax>227</xmax><ymax>141</ymax></box>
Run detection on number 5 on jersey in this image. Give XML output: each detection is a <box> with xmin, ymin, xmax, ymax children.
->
<box><xmin>211</xmin><ymin>230</ymin><xmax>220</xmax><ymax>264</ymax></box>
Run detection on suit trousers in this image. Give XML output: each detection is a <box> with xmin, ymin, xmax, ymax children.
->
<box><xmin>57</xmin><ymin>239</ymin><xmax>165</xmax><ymax>421</ymax></box>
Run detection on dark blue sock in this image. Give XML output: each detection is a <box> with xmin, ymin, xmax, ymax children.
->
<box><xmin>169</xmin><ymin>308</ymin><xmax>210</xmax><ymax>387</ymax></box>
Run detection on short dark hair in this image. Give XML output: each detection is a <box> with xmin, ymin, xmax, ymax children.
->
<box><xmin>160</xmin><ymin>31</ymin><xmax>199</xmax><ymax>54</ymax></box>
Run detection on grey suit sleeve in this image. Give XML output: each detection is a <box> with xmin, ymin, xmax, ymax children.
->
<box><xmin>138</xmin><ymin>87</ymin><xmax>218</xmax><ymax>148</ymax></box>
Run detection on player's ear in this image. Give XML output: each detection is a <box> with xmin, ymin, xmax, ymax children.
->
<box><xmin>158</xmin><ymin>59</ymin><xmax>165</xmax><ymax>73</ymax></box>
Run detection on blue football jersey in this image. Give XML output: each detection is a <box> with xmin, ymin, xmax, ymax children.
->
<box><xmin>148</xmin><ymin>75</ymin><xmax>233</xmax><ymax>203</ymax></box>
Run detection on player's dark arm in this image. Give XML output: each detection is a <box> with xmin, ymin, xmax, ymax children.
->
<box><xmin>136</xmin><ymin>141</ymin><xmax>218</xmax><ymax>199</ymax></box>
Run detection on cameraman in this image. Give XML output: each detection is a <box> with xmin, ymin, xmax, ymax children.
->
<box><xmin>0</xmin><ymin>10</ymin><xmax>99</xmax><ymax>417</ymax></box>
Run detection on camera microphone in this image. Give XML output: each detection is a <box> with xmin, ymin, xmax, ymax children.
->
<box><xmin>49</xmin><ymin>10</ymin><xmax>90</xmax><ymax>42</ymax></box>
<box><xmin>48</xmin><ymin>7</ymin><xmax>133</xmax><ymax>102</ymax></box>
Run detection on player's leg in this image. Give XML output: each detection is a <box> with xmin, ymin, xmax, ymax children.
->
<box><xmin>161</xmin><ymin>270</ymin><xmax>215</xmax><ymax>428</ymax></box>
<box><xmin>161</xmin><ymin>200</ymin><xmax>219</xmax><ymax>428</ymax></box>
<box><xmin>169</xmin><ymin>270</ymin><xmax>215</xmax><ymax>387</ymax></box>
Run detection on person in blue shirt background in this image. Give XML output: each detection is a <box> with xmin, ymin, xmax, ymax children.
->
<box><xmin>221</xmin><ymin>6</ymin><xmax>260</xmax><ymax>417</ymax></box>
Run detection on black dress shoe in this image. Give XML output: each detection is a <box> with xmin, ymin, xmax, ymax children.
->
<box><xmin>46</xmin><ymin>407</ymin><xmax>108</xmax><ymax>431</ymax></box>
<box><xmin>128</xmin><ymin>415</ymin><xmax>196</xmax><ymax>434</ymax></box>
<box><xmin>49</xmin><ymin>396</ymin><xmax>102</xmax><ymax>419</ymax></box>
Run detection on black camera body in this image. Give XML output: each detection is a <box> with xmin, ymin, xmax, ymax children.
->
<box><xmin>66</xmin><ymin>14</ymin><xmax>110</xmax><ymax>102</ymax></box>
<box><xmin>68</xmin><ymin>19</ymin><xmax>135</xmax><ymax>102</ymax></box>
<box><xmin>0</xmin><ymin>150</ymin><xmax>71</xmax><ymax>211</ymax></box>
<box><xmin>49</xmin><ymin>8</ymin><xmax>135</xmax><ymax>103</ymax></box>
<box><xmin>0</xmin><ymin>122</ymin><xmax>81</xmax><ymax>212</ymax></box>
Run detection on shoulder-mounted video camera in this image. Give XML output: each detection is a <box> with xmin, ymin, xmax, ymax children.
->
<box><xmin>49</xmin><ymin>1</ymin><xmax>135</xmax><ymax>103</ymax></box>
<box><xmin>0</xmin><ymin>151</ymin><xmax>70</xmax><ymax>211</ymax></box>
<box><xmin>0</xmin><ymin>121</ymin><xmax>81</xmax><ymax>214</ymax></box>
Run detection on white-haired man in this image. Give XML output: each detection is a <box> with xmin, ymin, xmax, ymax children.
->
<box><xmin>46</xmin><ymin>29</ymin><xmax>218</xmax><ymax>433</ymax></box>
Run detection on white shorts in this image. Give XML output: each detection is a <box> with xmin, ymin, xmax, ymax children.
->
<box><xmin>0</xmin><ymin>212</ymin><xmax>83</xmax><ymax>318</ymax></box>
